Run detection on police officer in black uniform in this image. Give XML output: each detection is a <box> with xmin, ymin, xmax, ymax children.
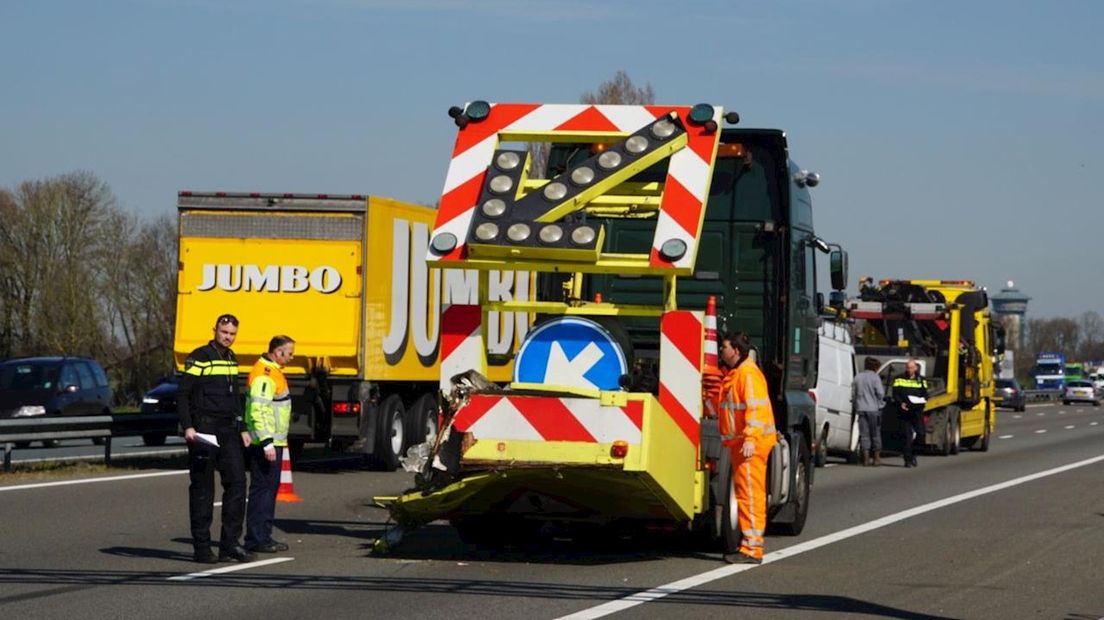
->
<box><xmin>179</xmin><ymin>313</ymin><xmax>255</xmax><ymax>564</ymax></box>
<box><xmin>891</xmin><ymin>358</ymin><xmax>928</xmax><ymax>468</ymax></box>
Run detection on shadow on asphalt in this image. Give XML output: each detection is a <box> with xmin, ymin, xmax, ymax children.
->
<box><xmin>100</xmin><ymin>546</ymin><xmax>194</xmax><ymax>563</ymax></box>
<box><xmin>0</xmin><ymin>567</ymin><xmax>958</xmax><ymax>617</ymax></box>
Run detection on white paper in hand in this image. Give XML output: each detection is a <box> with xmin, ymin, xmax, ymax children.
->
<box><xmin>195</xmin><ymin>432</ymin><xmax>220</xmax><ymax>447</ymax></box>
<box><xmin>907</xmin><ymin>395</ymin><xmax>927</xmax><ymax>405</ymax></box>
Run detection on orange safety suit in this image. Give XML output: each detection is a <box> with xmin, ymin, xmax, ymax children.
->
<box><xmin>712</xmin><ymin>360</ymin><xmax>777</xmax><ymax>559</ymax></box>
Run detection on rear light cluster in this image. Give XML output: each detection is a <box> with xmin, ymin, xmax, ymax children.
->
<box><xmin>610</xmin><ymin>440</ymin><xmax>629</xmax><ymax>459</ymax></box>
<box><xmin>332</xmin><ymin>401</ymin><xmax>362</xmax><ymax>416</ymax></box>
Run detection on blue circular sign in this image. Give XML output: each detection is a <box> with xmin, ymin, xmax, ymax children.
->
<box><xmin>513</xmin><ymin>317</ymin><xmax>628</xmax><ymax>391</ymax></box>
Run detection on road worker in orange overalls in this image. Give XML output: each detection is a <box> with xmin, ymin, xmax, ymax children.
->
<box><xmin>706</xmin><ymin>331</ymin><xmax>777</xmax><ymax>564</ymax></box>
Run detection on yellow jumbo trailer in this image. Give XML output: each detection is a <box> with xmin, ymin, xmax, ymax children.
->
<box><xmin>174</xmin><ymin>192</ymin><xmax>529</xmax><ymax>467</ymax></box>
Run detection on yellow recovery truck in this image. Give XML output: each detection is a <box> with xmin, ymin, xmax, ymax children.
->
<box><xmin>174</xmin><ymin>193</ymin><xmax>530</xmax><ymax>467</ymax></box>
<box><xmin>845</xmin><ymin>279</ymin><xmax>1004</xmax><ymax>454</ymax></box>
<box><xmin>376</xmin><ymin>101</ymin><xmax>848</xmax><ymax>551</ymax></box>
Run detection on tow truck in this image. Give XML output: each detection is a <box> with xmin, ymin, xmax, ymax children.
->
<box><xmin>375</xmin><ymin>101</ymin><xmax>847</xmax><ymax>552</ymax></box>
<box><xmin>846</xmin><ymin>279</ymin><xmax>1004</xmax><ymax>454</ymax></box>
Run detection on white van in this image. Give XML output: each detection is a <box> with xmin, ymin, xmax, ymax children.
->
<box><xmin>811</xmin><ymin>321</ymin><xmax>858</xmax><ymax>466</ymax></box>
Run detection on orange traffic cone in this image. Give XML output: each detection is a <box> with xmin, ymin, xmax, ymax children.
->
<box><xmin>704</xmin><ymin>295</ymin><xmax>719</xmax><ymax>368</ymax></box>
<box><xmin>276</xmin><ymin>448</ymin><xmax>302</xmax><ymax>503</ymax></box>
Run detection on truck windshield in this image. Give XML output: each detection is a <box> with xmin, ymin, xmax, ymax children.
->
<box><xmin>1035</xmin><ymin>364</ymin><xmax>1062</xmax><ymax>375</ymax></box>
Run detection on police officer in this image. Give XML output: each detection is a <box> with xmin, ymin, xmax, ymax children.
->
<box><xmin>244</xmin><ymin>335</ymin><xmax>295</xmax><ymax>553</ymax></box>
<box><xmin>892</xmin><ymin>359</ymin><xmax>928</xmax><ymax>468</ymax></box>
<box><xmin>179</xmin><ymin>313</ymin><xmax>255</xmax><ymax>564</ymax></box>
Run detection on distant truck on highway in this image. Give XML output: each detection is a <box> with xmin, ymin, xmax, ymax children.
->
<box><xmin>174</xmin><ymin>193</ymin><xmax>530</xmax><ymax>467</ymax></box>
<box><xmin>1032</xmin><ymin>352</ymin><xmax>1066</xmax><ymax>391</ymax></box>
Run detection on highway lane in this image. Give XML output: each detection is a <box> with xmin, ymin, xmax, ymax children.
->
<box><xmin>1</xmin><ymin>402</ymin><xmax>1102</xmax><ymax>619</ymax></box>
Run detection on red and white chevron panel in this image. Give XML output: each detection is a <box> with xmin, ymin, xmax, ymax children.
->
<box><xmin>658</xmin><ymin>310</ymin><xmax>704</xmax><ymax>447</ymax></box>
<box><xmin>428</xmin><ymin>103</ymin><xmax>722</xmax><ymax>271</ymax></box>
<box><xmin>453</xmin><ymin>395</ymin><xmax>644</xmax><ymax>445</ymax></box>
<box><xmin>439</xmin><ymin>304</ymin><xmax>483</xmax><ymax>392</ymax></box>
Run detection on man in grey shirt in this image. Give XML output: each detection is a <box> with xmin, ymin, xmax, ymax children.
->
<box><xmin>853</xmin><ymin>357</ymin><xmax>886</xmax><ymax>466</ymax></box>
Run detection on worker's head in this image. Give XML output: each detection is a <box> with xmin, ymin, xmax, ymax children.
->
<box><xmin>865</xmin><ymin>357</ymin><xmax>881</xmax><ymax>372</ymax></box>
<box><xmin>213</xmin><ymin>314</ymin><xmax>239</xmax><ymax>348</ymax></box>
<box><xmin>720</xmin><ymin>331</ymin><xmax>754</xmax><ymax>369</ymax></box>
<box><xmin>268</xmin><ymin>335</ymin><xmax>296</xmax><ymax>366</ymax></box>
<box><xmin>906</xmin><ymin>358</ymin><xmax>919</xmax><ymax>377</ymax></box>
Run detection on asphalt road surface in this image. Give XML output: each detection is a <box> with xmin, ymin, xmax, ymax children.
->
<box><xmin>2</xmin><ymin>401</ymin><xmax>1103</xmax><ymax>619</ymax></box>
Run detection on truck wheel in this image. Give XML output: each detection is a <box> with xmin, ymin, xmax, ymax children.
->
<box><xmin>771</xmin><ymin>436</ymin><xmax>811</xmax><ymax>536</ymax></box>
<box><xmin>404</xmin><ymin>394</ymin><xmax>438</xmax><ymax>452</ymax></box>
<box><xmin>719</xmin><ymin>459</ymin><xmax>741</xmax><ymax>553</ymax></box>
<box><xmin>369</xmin><ymin>395</ymin><xmax>406</xmax><ymax>471</ymax></box>
<box><xmin>814</xmin><ymin>425</ymin><xmax>828</xmax><ymax>468</ymax></box>
<box><xmin>977</xmin><ymin>412</ymin><xmax>991</xmax><ymax>452</ymax></box>
<box><xmin>949</xmin><ymin>412</ymin><xmax>961</xmax><ymax>455</ymax></box>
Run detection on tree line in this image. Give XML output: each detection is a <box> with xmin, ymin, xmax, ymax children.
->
<box><xmin>0</xmin><ymin>171</ymin><xmax>177</xmax><ymax>404</ymax></box>
<box><xmin>1009</xmin><ymin>312</ymin><xmax>1104</xmax><ymax>380</ymax></box>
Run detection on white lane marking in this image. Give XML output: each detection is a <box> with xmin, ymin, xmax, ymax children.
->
<box><xmin>0</xmin><ymin>470</ymin><xmax>186</xmax><ymax>492</ymax></box>
<box><xmin>167</xmin><ymin>557</ymin><xmax>293</xmax><ymax>581</ymax></box>
<box><xmin>1037</xmin><ymin>413</ymin><xmax>1046</xmax><ymax>417</ymax></box>
<box><xmin>1035</xmin><ymin>429</ymin><xmax>1048</xmax><ymax>434</ymax></box>
<box><xmin>213</xmin><ymin>501</ymin><xmax>223</xmax><ymax>507</ymax></box>
<box><xmin>556</xmin><ymin>453</ymin><xmax>1104</xmax><ymax>620</ymax></box>
<box><xmin>1092</xmin><ymin>422</ymin><xmax>1100</xmax><ymax>427</ymax></box>
<box><xmin>1059</xmin><ymin>411</ymin><xmax>1066</xmax><ymax>415</ymax></box>
<box><xmin>9</xmin><ymin>447</ymin><xmax>187</xmax><ymax>465</ymax></box>
<box><xmin>1012</xmin><ymin>415</ymin><xmax>1022</xmax><ymax>419</ymax></box>
<box><xmin>1065</xmin><ymin>425</ymin><xmax>1076</xmax><ymax>430</ymax></box>
<box><xmin>999</xmin><ymin>435</ymin><xmax>1015</xmax><ymax>439</ymax></box>
<box><xmin>824</xmin><ymin>464</ymin><xmax>837</xmax><ymax>468</ymax></box>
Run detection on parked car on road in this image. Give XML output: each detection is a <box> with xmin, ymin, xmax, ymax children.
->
<box><xmin>993</xmin><ymin>378</ymin><xmax>1027</xmax><ymax>412</ymax></box>
<box><xmin>138</xmin><ymin>375</ymin><xmax>179</xmax><ymax>446</ymax></box>
<box><xmin>1063</xmin><ymin>380</ymin><xmax>1100</xmax><ymax>406</ymax></box>
<box><xmin>0</xmin><ymin>356</ymin><xmax>113</xmax><ymax>447</ymax></box>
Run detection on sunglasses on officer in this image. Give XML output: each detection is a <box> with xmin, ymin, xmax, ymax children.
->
<box><xmin>216</xmin><ymin>314</ymin><xmax>239</xmax><ymax>327</ymax></box>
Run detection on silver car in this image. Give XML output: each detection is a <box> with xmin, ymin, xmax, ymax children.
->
<box><xmin>1063</xmin><ymin>380</ymin><xmax>1100</xmax><ymax>406</ymax></box>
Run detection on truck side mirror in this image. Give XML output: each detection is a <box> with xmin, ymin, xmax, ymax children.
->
<box><xmin>829</xmin><ymin>249</ymin><xmax>848</xmax><ymax>291</ymax></box>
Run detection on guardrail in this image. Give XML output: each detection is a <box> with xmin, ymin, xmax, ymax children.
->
<box><xmin>0</xmin><ymin>413</ymin><xmax>180</xmax><ymax>472</ymax></box>
<box><xmin>1023</xmin><ymin>389</ymin><xmax>1062</xmax><ymax>402</ymax></box>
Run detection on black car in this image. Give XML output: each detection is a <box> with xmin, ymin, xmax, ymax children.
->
<box><xmin>139</xmin><ymin>376</ymin><xmax>179</xmax><ymax>446</ymax></box>
<box><xmin>994</xmin><ymin>378</ymin><xmax>1026</xmax><ymax>412</ymax></box>
<box><xmin>0</xmin><ymin>356</ymin><xmax>114</xmax><ymax>447</ymax></box>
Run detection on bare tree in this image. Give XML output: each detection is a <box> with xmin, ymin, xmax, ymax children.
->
<box><xmin>528</xmin><ymin>70</ymin><xmax>657</xmax><ymax>179</ymax></box>
<box><xmin>580</xmin><ymin>70</ymin><xmax>656</xmax><ymax>105</ymax></box>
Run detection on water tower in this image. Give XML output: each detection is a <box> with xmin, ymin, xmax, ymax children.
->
<box><xmin>991</xmin><ymin>280</ymin><xmax>1031</xmax><ymax>351</ymax></box>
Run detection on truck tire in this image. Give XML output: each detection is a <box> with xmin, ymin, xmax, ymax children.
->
<box><xmin>369</xmin><ymin>394</ymin><xmax>406</xmax><ymax>471</ymax></box>
<box><xmin>949</xmin><ymin>411</ymin><xmax>961</xmax><ymax>455</ymax></box>
<box><xmin>770</xmin><ymin>435</ymin><xmax>811</xmax><ymax>537</ymax></box>
<box><xmin>404</xmin><ymin>394</ymin><xmax>438</xmax><ymax>452</ymax></box>
<box><xmin>977</xmin><ymin>411</ymin><xmax>991</xmax><ymax>452</ymax></box>
<box><xmin>814</xmin><ymin>424</ymin><xmax>828</xmax><ymax>468</ymax></box>
<box><xmin>718</xmin><ymin>456</ymin><xmax>741</xmax><ymax>553</ymax></box>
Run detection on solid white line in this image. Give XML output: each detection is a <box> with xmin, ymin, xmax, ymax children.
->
<box><xmin>167</xmin><ymin>557</ymin><xmax>293</xmax><ymax>581</ymax></box>
<box><xmin>555</xmin><ymin>453</ymin><xmax>1104</xmax><ymax>620</ymax></box>
<box><xmin>998</xmin><ymin>435</ymin><xmax>1014</xmax><ymax>439</ymax></box>
<box><xmin>1035</xmin><ymin>429</ymin><xmax>1047</xmax><ymax>434</ymax></box>
<box><xmin>0</xmin><ymin>470</ymin><xmax>186</xmax><ymax>492</ymax></box>
<box><xmin>9</xmin><ymin>447</ymin><xmax>188</xmax><ymax>465</ymax></box>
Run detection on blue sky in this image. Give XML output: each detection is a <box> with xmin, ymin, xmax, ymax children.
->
<box><xmin>2</xmin><ymin>0</ymin><xmax>1101</xmax><ymax>317</ymax></box>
